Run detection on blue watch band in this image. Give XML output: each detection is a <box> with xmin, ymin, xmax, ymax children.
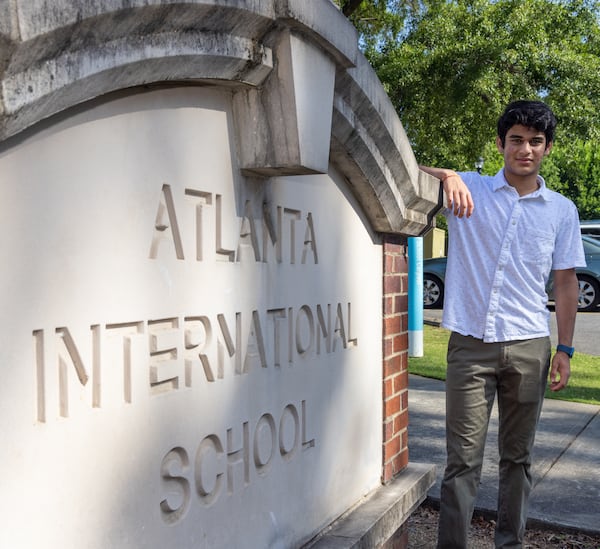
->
<box><xmin>556</xmin><ymin>344</ymin><xmax>575</xmax><ymax>358</ymax></box>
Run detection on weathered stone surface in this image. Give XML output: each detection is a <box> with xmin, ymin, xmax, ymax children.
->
<box><xmin>306</xmin><ymin>463</ymin><xmax>436</xmax><ymax>548</ymax></box>
<box><xmin>233</xmin><ymin>29</ymin><xmax>335</xmax><ymax>175</ymax></box>
<box><xmin>0</xmin><ymin>0</ymin><xmax>440</xmax><ymax>236</ymax></box>
<box><xmin>331</xmin><ymin>53</ymin><xmax>440</xmax><ymax>235</ymax></box>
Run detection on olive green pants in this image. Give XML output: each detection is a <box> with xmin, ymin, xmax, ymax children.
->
<box><xmin>437</xmin><ymin>332</ymin><xmax>551</xmax><ymax>549</ymax></box>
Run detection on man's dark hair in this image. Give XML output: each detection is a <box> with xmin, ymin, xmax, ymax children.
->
<box><xmin>497</xmin><ymin>100</ymin><xmax>557</xmax><ymax>147</ymax></box>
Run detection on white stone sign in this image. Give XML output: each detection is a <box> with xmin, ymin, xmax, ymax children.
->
<box><xmin>0</xmin><ymin>87</ymin><xmax>383</xmax><ymax>548</ymax></box>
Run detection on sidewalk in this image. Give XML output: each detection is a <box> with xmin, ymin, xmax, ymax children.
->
<box><xmin>408</xmin><ymin>373</ymin><xmax>600</xmax><ymax>535</ymax></box>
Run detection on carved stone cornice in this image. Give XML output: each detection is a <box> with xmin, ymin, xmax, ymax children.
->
<box><xmin>0</xmin><ymin>0</ymin><xmax>440</xmax><ymax>235</ymax></box>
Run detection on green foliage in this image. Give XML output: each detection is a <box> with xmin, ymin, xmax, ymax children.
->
<box><xmin>347</xmin><ymin>0</ymin><xmax>600</xmax><ymax>217</ymax></box>
<box><xmin>334</xmin><ymin>1</ymin><xmax>417</xmax><ymax>55</ymax></box>
<box><xmin>542</xmin><ymin>141</ymin><xmax>600</xmax><ymax>219</ymax></box>
<box><xmin>372</xmin><ymin>0</ymin><xmax>600</xmax><ymax>167</ymax></box>
<box><xmin>409</xmin><ymin>325</ymin><xmax>600</xmax><ymax>405</ymax></box>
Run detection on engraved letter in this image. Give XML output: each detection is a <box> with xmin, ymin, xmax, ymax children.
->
<box><xmin>196</xmin><ymin>435</ymin><xmax>225</xmax><ymax>506</ymax></box>
<box><xmin>301</xmin><ymin>212</ymin><xmax>319</xmax><ymax>264</ymax></box>
<box><xmin>215</xmin><ymin>194</ymin><xmax>235</xmax><ymax>262</ymax></box>
<box><xmin>217</xmin><ymin>313</ymin><xmax>242</xmax><ymax>376</ymax></box>
<box><xmin>185</xmin><ymin>189</ymin><xmax>212</xmax><ymax>261</ymax></box>
<box><xmin>104</xmin><ymin>322</ymin><xmax>143</xmax><ymax>404</ymax></box>
<box><xmin>253</xmin><ymin>414</ymin><xmax>276</xmax><ymax>476</ymax></box>
<box><xmin>160</xmin><ymin>447</ymin><xmax>191</xmax><ymax>524</ymax></box>
<box><xmin>316</xmin><ymin>304</ymin><xmax>331</xmax><ymax>354</ymax></box>
<box><xmin>244</xmin><ymin>310</ymin><xmax>267</xmax><ymax>371</ymax></box>
<box><xmin>261</xmin><ymin>201</ymin><xmax>278</xmax><ymax>263</ymax></box>
<box><xmin>296</xmin><ymin>305</ymin><xmax>315</xmax><ymax>356</ymax></box>
<box><xmin>279</xmin><ymin>404</ymin><xmax>300</xmax><ymax>461</ymax></box>
<box><xmin>333</xmin><ymin>303</ymin><xmax>347</xmax><ymax>352</ymax></box>
<box><xmin>184</xmin><ymin>316</ymin><xmax>214</xmax><ymax>385</ymax></box>
<box><xmin>148</xmin><ymin>317</ymin><xmax>181</xmax><ymax>395</ymax></box>
<box><xmin>33</xmin><ymin>330</ymin><xmax>46</xmax><ymax>422</ymax></box>
<box><xmin>347</xmin><ymin>302</ymin><xmax>358</xmax><ymax>347</ymax></box>
<box><xmin>236</xmin><ymin>200</ymin><xmax>260</xmax><ymax>262</ymax></box>
<box><xmin>267</xmin><ymin>308</ymin><xmax>286</xmax><ymax>367</ymax></box>
<box><xmin>302</xmin><ymin>400</ymin><xmax>316</xmax><ymax>449</ymax></box>
<box><xmin>56</xmin><ymin>327</ymin><xmax>90</xmax><ymax>418</ymax></box>
<box><xmin>149</xmin><ymin>184</ymin><xmax>185</xmax><ymax>260</ymax></box>
<box><xmin>227</xmin><ymin>423</ymin><xmax>250</xmax><ymax>494</ymax></box>
<box><xmin>283</xmin><ymin>208</ymin><xmax>301</xmax><ymax>264</ymax></box>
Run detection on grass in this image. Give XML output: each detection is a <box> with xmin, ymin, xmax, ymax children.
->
<box><xmin>409</xmin><ymin>324</ymin><xmax>600</xmax><ymax>405</ymax></box>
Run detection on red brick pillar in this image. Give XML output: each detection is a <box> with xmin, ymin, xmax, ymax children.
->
<box><xmin>382</xmin><ymin>235</ymin><xmax>409</xmax><ymax>482</ymax></box>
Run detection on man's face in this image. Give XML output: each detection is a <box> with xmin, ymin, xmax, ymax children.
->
<box><xmin>496</xmin><ymin>124</ymin><xmax>552</xmax><ymax>179</ymax></box>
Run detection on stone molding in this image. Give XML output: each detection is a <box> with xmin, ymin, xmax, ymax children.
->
<box><xmin>0</xmin><ymin>0</ymin><xmax>439</xmax><ymax>235</ymax></box>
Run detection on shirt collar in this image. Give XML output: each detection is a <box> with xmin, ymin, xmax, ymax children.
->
<box><xmin>492</xmin><ymin>168</ymin><xmax>553</xmax><ymax>201</ymax></box>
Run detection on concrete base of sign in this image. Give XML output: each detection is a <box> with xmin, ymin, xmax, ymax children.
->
<box><xmin>305</xmin><ymin>462</ymin><xmax>436</xmax><ymax>548</ymax></box>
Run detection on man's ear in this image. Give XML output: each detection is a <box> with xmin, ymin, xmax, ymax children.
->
<box><xmin>496</xmin><ymin>136</ymin><xmax>504</xmax><ymax>153</ymax></box>
<box><xmin>544</xmin><ymin>140</ymin><xmax>553</xmax><ymax>155</ymax></box>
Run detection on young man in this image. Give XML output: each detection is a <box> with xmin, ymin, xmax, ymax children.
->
<box><xmin>420</xmin><ymin>100</ymin><xmax>586</xmax><ymax>548</ymax></box>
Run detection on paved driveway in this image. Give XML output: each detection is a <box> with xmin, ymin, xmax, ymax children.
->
<box><xmin>423</xmin><ymin>307</ymin><xmax>600</xmax><ymax>356</ymax></box>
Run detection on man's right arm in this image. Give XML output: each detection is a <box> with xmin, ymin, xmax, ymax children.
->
<box><xmin>419</xmin><ymin>165</ymin><xmax>475</xmax><ymax>218</ymax></box>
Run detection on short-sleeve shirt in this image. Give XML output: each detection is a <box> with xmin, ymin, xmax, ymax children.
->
<box><xmin>442</xmin><ymin>169</ymin><xmax>586</xmax><ymax>343</ymax></box>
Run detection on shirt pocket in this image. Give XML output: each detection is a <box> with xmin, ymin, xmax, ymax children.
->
<box><xmin>520</xmin><ymin>230</ymin><xmax>554</xmax><ymax>267</ymax></box>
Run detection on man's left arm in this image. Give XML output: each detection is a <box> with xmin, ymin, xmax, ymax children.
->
<box><xmin>550</xmin><ymin>268</ymin><xmax>580</xmax><ymax>391</ymax></box>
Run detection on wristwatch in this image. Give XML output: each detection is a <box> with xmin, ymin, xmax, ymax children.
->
<box><xmin>556</xmin><ymin>344</ymin><xmax>575</xmax><ymax>358</ymax></box>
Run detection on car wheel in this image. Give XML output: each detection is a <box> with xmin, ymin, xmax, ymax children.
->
<box><xmin>577</xmin><ymin>275</ymin><xmax>600</xmax><ymax>312</ymax></box>
<box><xmin>423</xmin><ymin>275</ymin><xmax>444</xmax><ymax>309</ymax></box>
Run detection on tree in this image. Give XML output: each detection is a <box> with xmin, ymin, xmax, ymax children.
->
<box><xmin>339</xmin><ymin>0</ymin><xmax>600</xmax><ymax>217</ymax></box>
<box><xmin>371</xmin><ymin>0</ymin><xmax>600</xmax><ymax>166</ymax></box>
<box><xmin>333</xmin><ymin>1</ymin><xmax>416</xmax><ymax>55</ymax></box>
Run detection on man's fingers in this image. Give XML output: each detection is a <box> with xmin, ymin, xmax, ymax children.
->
<box><xmin>447</xmin><ymin>188</ymin><xmax>475</xmax><ymax>217</ymax></box>
<box><xmin>448</xmin><ymin>191</ymin><xmax>474</xmax><ymax>218</ymax></box>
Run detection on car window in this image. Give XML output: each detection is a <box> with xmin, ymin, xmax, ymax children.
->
<box><xmin>583</xmin><ymin>236</ymin><xmax>600</xmax><ymax>253</ymax></box>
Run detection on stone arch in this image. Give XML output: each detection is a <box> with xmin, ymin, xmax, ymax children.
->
<box><xmin>0</xmin><ymin>0</ymin><xmax>440</xmax><ymax>235</ymax></box>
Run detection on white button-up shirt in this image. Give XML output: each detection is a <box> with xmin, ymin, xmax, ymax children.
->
<box><xmin>442</xmin><ymin>169</ymin><xmax>586</xmax><ymax>343</ymax></box>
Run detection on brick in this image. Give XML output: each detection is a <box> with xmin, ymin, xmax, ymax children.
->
<box><xmin>394</xmin><ymin>370</ymin><xmax>408</xmax><ymax>391</ymax></box>
<box><xmin>384</xmin><ymin>242</ymin><xmax>404</xmax><ymax>255</ymax></box>
<box><xmin>399</xmin><ymin>312</ymin><xmax>408</xmax><ymax>331</ymax></box>
<box><xmin>383</xmin><ymin>355</ymin><xmax>402</xmax><ymax>378</ymax></box>
<box><xmin>383</xmin><ymin>378</ymin><xmax>394</xmax><ymax>399</ymax></box>
<box><xmin>383</xmin><ymin>435</ymin><xmax>401</xmax><ymax>460</ymax></box>
<box><xmin>394</xmin><ymin>412</ymin><xmax>409</xmax><ymax>432</ymax></box>
<box><xmin>384</xmin><ymin>394</ymin><xmax>401</xmax><ymax>417</ymax></box>
<box><xmin>384</xmin><ymin>254</ymin><xmax>395</xmax><ymax>273</ymax></box>
<box><xmin>383</xmin><ymin>462</ymin><xmax>393</xmax><ymax>482</ymax></box>
<box><xmin>394</xmin><ymin>254</ymin><xmax>408</xmax><ymax>273</ymax></box>
<box><xmin>394</xmin><ymin>450</ymin><xmax>409</xmax><ymax>473</ymax></box>
<box><xmin>401</xmin><ymin>390</ymin><xmax>409</xmax><ymax>411</ymax></box>
<box><xmin>383</xmin><ymin>337</ymin><xmax>393</xmax><ymax>357</ymax></box>
<box><xmin>393</xmin><ymin>375</ymin><xmax>404</xmax><ymax>393</ymax></box>
<box><xmin>383</xmin><ymin>420</ymin><xmax>394</xmax><ymax>441</ymax></box>
<box><xmin>393</xmin><ymin>333</ymin><xmax>409</xmax><ymax>353</ymax></box>
<box><xmin>383</xmin><ymin>274</ymin><xmax>402</xmax><ymax>294</ymax></box>
<box><xmin>384</xmin><ymin>316</ymin><xmax>401</xmax><ymax>336</ymax></box>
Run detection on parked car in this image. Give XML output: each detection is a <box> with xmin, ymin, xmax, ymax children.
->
<box><xmin>580</xmin><ymin>219</ymin><xmax>600</xmax><ymax>241</ymax></box>
<box><xmin>423</xmin><ymin>235</ymin><xmax>600</xmax><ymax>312</ymax></box>
<box><xmin>422</xmin><ymin>256</ymin><xmax>447</xmax><ymax>309</ymax></box>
